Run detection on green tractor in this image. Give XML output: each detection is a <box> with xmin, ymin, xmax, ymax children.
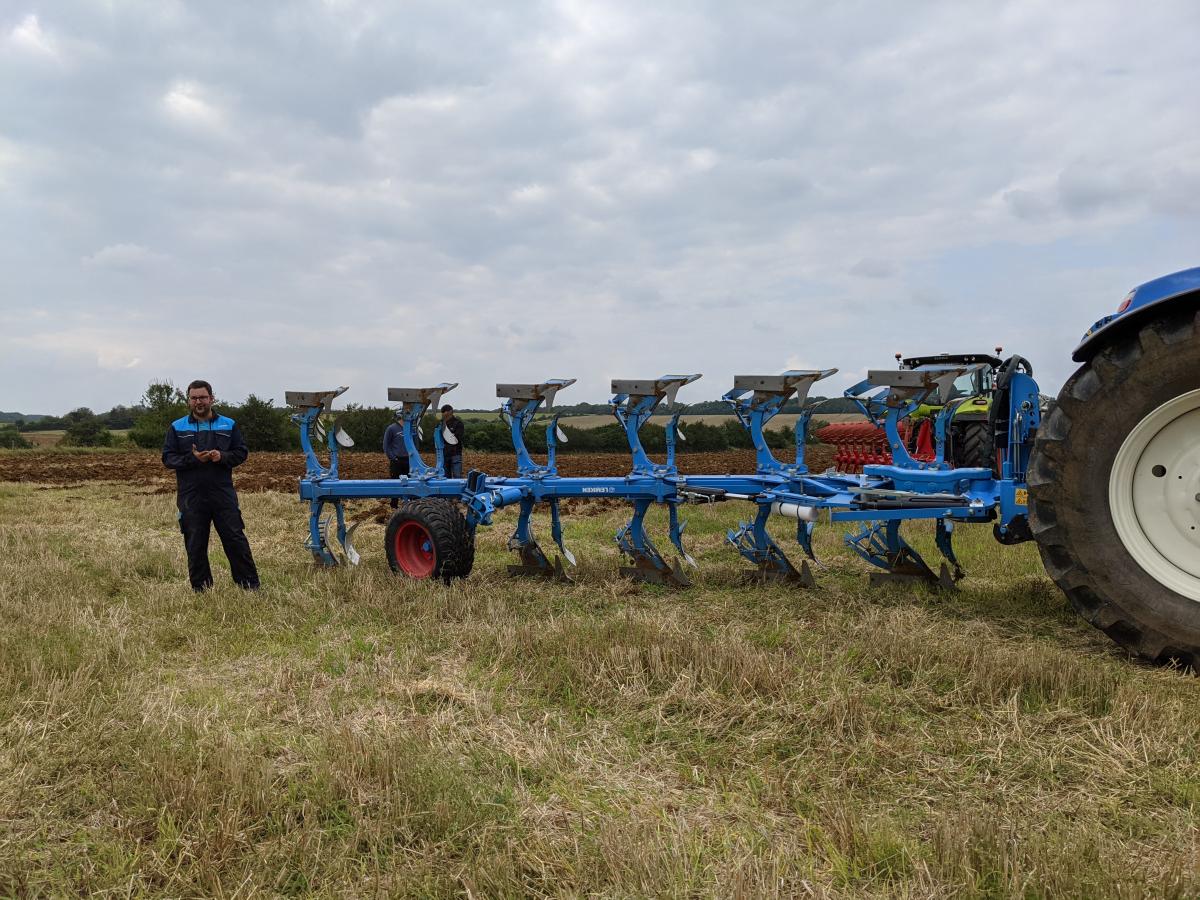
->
<box><xmin>895</xmin><ymin>350</ymin><xmax>1013</xmax><ymax>471</ymax></box>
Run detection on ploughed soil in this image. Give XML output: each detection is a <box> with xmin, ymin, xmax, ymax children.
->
<box><xmin>0</xmin><ymin>447</ymin><xmax>837</xmax><ymax>494</ymax></box>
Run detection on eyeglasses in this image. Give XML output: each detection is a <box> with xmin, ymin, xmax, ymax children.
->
<box><xmin>188</xmin><ymin>396</ymin><xmax>211</xmax><ymax>402</ymax></box>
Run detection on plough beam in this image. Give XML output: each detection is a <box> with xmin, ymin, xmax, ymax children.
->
<box><xmin>289</xmin><ymin>359</ymin><xmax>1040</xmax><ymax>595</ymax></box>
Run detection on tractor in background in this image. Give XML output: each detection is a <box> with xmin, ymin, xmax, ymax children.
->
<box><xmin>819</xmin><ymin>350</ymin><xmax>1032</xmax><ymax>475</ymax></box>
<box><xmin>892</xmin><ymin>351</ymin><xmax>1002</xmax><ymax>471</ymax></box>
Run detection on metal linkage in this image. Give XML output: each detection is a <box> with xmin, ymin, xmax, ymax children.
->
<box><xmin>616</xmin><ymin>498</ymin><xmax>692</xmax><ymax>586</ymax></box>
<box><xmin>845</xmin><ymin>364</ymin><xmax>982</xmax><ymax>471</ymax></box>
<box><xmin>496</xmin><ymin>379</ymin><xmax>578</xmax><ymax>578</ymax></box>
<box><xmin>838</xmin><ymin>363</ymin><xmax>999</xmax><ymax>589</ymax></box>
<box><xmin>846</xmin><ymin>520</ymin><xmax>958</xmax><ymax>589</ymax></box>
<box><xmin>288</xmin><ymin>354</ymin><xmax>1040</xmax><ymax>593</ymax></box>
<box><xmin>727</xmin><ymin>500</ymin><xmax>816</xmax><ymax>586</ymax></box>
<box><xmin>286</xmin><ymin>387</ymin><xmax>360</xmax><ymax>566</ymax></box>
<box><xmin>610</xmin><ymin>375</ymin><xmax>701</xmax><ymax>475</ymax></box>
<box><xmin>387</xmin><ymin>383</ymin><xmax>460</xmax><ymax>478</ymax></box>
<box><xmin>722</xmin><ymin>370</ymin><xmax>837</xmax><ymax>475</ymax></box>
<box><xmin>606</xmin><ymin>375</ymin><xmax>702</xmax><ymax>583</ymax></box>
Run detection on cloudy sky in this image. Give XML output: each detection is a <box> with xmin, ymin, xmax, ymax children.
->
<box><xmin>2</xmin><ymin>1</ymin><xmax>1198</xmax><ymax>415</ymax></box>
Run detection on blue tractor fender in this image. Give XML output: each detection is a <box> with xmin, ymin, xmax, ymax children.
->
<box><xmin>1072</xmin><ymin>266</ymin><xmax>1200</xmax><ymax>362</ymax></box>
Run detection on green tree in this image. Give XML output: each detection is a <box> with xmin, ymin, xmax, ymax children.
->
<box><xmin>144</xmin><ymin>381</ymin><xmax>185</xmax><ymax>410</ymax></box>
<box><xmin>0</xmin><ymin>425</ymin><xmax>31</xmax><ymax>449</ymax></box>
<box><xmin>99</xmin><ymin>405</ymin><xmax>138</xmax><ymax>429</ymax></box>
<box><xmin>226</xmin><ymin>395</ymin><xmax>293</xmax><ymax>452</ymax></box>
<box><xmin>129</xmin><ymin>380</ymin><xmax>187</xmax><ymax>449</ymax></box>
<box><xmin>336</xmin><ymin>405</ymin><xmax>397</xmax><ymax>453</ymax></box>
<box><xmin>62</xmin><ymin>408</ymin><xmax>113</xmax><ymax>447</ymax></box>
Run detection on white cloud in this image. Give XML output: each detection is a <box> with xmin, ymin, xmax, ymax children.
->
<box><xmin>97</xmin><ymin>348</ymin><xmax>142</xmax><ymax>370</ymax></box>
<box><xmin>82</xmin><ymin>244</ymin><xmax>165</xmax><ymax>268</ymax></box>
<box><xmin>7</xmin><ymin>13</ymin><xmax>60</xmax><ymax>60</ymax></box>
<box><xmin>8</xmin><ymin>326</ymin><xmax>150</xmax><ymax>374</ymax></box>
<box><xmin>162</xmin><ymin>80</ymin><xmax>226</xmax><ymax>132</ymax></box>
<box><xmin>1</xmin><ymin>1</ymin><xmax>1199</xmax><ymax>414</ymax></box>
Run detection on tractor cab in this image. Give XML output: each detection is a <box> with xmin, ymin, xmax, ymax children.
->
<box><xmin>899</xmin><ymin>353</ymin><xmax>1001</xmax><ymax>405</ymax></box>
<box><xmin>894</xmin><ymin>351</ymin><xmax>1005</xmax><ymax>470</ymax></box>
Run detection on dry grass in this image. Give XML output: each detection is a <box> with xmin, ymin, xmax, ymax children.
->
<box><xmin>14</xmin><ymin>429</ymin><xmax>132</xmax><ymax>448</ymax></box>
<box><xmin>20</xmin><ymin>430</ymin><xmax>66</xmax><ymax>448</ymax></box>
<box><xmin>1</xmin><ymin>480</ymin><xmax>1198</xmax><ymax>897</ymax></box>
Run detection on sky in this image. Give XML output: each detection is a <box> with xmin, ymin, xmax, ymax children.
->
<box><xmin>2</xmin><ymin>1</ymin><xmax>1198</xmax><ymax>416</ymax></box>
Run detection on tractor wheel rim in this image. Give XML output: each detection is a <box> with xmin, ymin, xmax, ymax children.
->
<box><xmin>394</xmin><ymin>521</ymin><xmax>436</xmax><ymax>578</ymax></box>
<box><xmin>1109</xmin><ymin>388</ymin><xmax>1200</xmax><ymax>602</ymax></box>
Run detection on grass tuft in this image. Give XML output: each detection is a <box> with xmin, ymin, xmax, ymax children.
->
<box><xmin>1</xmin><ymin>482</ymin><xmax>1198</xmax><ymax>896</ymax></box>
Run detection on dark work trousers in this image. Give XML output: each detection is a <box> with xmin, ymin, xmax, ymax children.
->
<box><xmin>179</xmin><ymin>488</ymin><xmax>259</xmax><ymax>591</ymax></box>
<box><xmin>444</xmin><ymin>454</ymin><xmax>463</xmax><ymax>478</ymax></box>
<box><xmin>388</xmin><ymin>456</ymin><xmax>410</xmax><ymax>508</ymax></box>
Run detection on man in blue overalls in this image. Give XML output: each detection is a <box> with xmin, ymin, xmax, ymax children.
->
<box><xmin>162</xmin><ymin>380</ymin><xmax>260</xmax><ymax>591</ymax></box>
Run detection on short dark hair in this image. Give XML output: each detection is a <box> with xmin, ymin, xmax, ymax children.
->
<box><xmin>440</xmin><ymin>404</ymin><xmax>453</xmax><ymax>413</ymax></box>
<box><xmin>187</xmin><ymin>380</ymin><xmax>213</xmax><ymax>398</ymax></box>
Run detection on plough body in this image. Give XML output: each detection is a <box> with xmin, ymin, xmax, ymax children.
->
<box><xmin>287</xmin><ymin>359</ymin><xmax>1040</xmax><ymax>590</ymax></box>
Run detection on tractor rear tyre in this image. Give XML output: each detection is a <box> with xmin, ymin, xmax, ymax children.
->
<box><xmin>385</xmin><ymin>498</ymin><xmax>474</xmax><ymax>583</ymax></box>
<box><xmin>953</xmin><ymin>420</ymin><xmax>993</xmax><ymax>471</ymax></box>
<box><xmin>1029</xmin><ymin>308</ymin><xmax>1200</xmax><ymax>666</ymax></box>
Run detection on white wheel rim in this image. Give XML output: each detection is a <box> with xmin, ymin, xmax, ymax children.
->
<box><xmin>1109</xmin><ymin>388</ymin><xmax>1200</xmax><ymax>602</ymax></box>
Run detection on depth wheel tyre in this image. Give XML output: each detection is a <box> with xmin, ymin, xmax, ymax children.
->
<box><xmin>1028</xmin><ymin>308</ymin><xmax>1200</xmax><ymax>666</ymax></box>
<box><xmin>384</xmin><ymin>498</ymin><xmax>474</xmax><ymax>583</ymax></box>
<box><xmin>953</xmin><ymin>419</ymin><xmax>993</xmax><ymax>471</ymax></box>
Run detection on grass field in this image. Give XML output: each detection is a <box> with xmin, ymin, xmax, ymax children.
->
<box><xmin>18</xmin><ymin>429</ymin><xmax>132</xmax><ymax>448</ymax></box>
<box><xmin>1</xmin><ymin>481</ymin><xmax>1198</xmax><ymax>896</ymax></box>
<box><xmin>20</xmin><ymin>429</ymin><xmax>67</xmax><ymax>448</ymax></box>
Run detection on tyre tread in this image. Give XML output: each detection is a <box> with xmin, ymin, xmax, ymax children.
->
<box><xmin>1030</xmin><ymin>313</ymin><xmax>1200</xmax><ymax>665</ymax></box>
<box><xmin>385</xmin><ymin>498</ymin><xmax>475</xmax><ymax>583</ymax></box>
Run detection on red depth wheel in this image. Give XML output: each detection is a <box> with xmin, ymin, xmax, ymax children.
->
<box><xmin>384</xmin><ymin>498</ymin><xmax>473</xmax><ymax>582</ymax></box>
<box><xmin>393</xmin><ymin>520</ymin><xmax>437</xmax><ymax>577</ymax></box>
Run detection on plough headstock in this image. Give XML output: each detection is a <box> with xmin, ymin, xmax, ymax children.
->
<box><xmin>497</xmin><ymin>378</ymin><xmax>578</xmax><ymax>475</ymax></box>
<box><xmin>286</xmin><ymin>387</ymin><xmax>353</xmax><ymax>482</ymax></box>
<box><xmin>384</xmin><ymin>383</ymin><xmax>460</xmax><ymax>478</ymax></box>
<box><xmin>285</xmin><ymin>386</ymin><xmax>349</xmax><ymax>413</ymax></box>
<box><xmin>727</xmin><ymin>369</ymin><xmax>838</xmax><ymax>408</ymax></box>
<box><xmin>861</xmin><ymin>364</ymin><xmax>984</xmax><ymax>408</ymax></box>
<box><xmin>724</xmin><ymin>370</ymin><xmax>838</xmax><ymax>475</ymax></box>
<box><xmin>496</xmin><ymin>378</ymin><xmax>577</xmax><ymax>413</ymax></box>
<box><xmin>387</xmin><ymin>382</ymin><xmax>459</xmax><ymax>414</ymax></box>
<box><xmin>610</xmin><ymin>374</ymin><xmax>702</xmax><ymax>408</ymax></box>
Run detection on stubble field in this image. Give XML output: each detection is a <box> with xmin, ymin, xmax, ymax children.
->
<box><xmin>1</xmin><ymin>449</ymin><xmax>1198</xmax><ymax>897</ymax></box>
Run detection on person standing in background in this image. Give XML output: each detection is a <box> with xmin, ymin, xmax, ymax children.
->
<box><xmin>382</xmin><ymin>412</ymin><xmax>409</xmax><ymax>509</ymax></box>
<box><xmin>440</xmin><ymin>404</ymin><xmax>465</xmax><ymax>477</ymax></box>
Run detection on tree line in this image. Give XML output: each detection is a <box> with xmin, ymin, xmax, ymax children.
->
<box><xmin>0</xmin><ymin>380</ymin><xmax>835</xmax><ymax>453</ymax></box>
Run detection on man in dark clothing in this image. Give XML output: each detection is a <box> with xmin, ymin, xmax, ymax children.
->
<box><xmin>382</xmin><ymin>413</ymin><xmax>410</xmax><ymax>508</ymax></box>
<box><xmin>440</xmin><ymin>404</ymin><xmax>465</xmax><ymax>477</ymax></box>
<box><xmin>162</xmin><ymin>380</ymin><xmax>260</xmax><ymax>592</ymax></box>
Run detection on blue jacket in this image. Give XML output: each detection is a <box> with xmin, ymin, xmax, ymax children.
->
<box><xmin>383</xmin><ymin>422</ymin><xmax>406</xmax><ymax>461</ymax></box>
<box><xmin>162</xmin><ymin>413</ymin><xmax>249</xmax><ymax>497</ymax></box>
